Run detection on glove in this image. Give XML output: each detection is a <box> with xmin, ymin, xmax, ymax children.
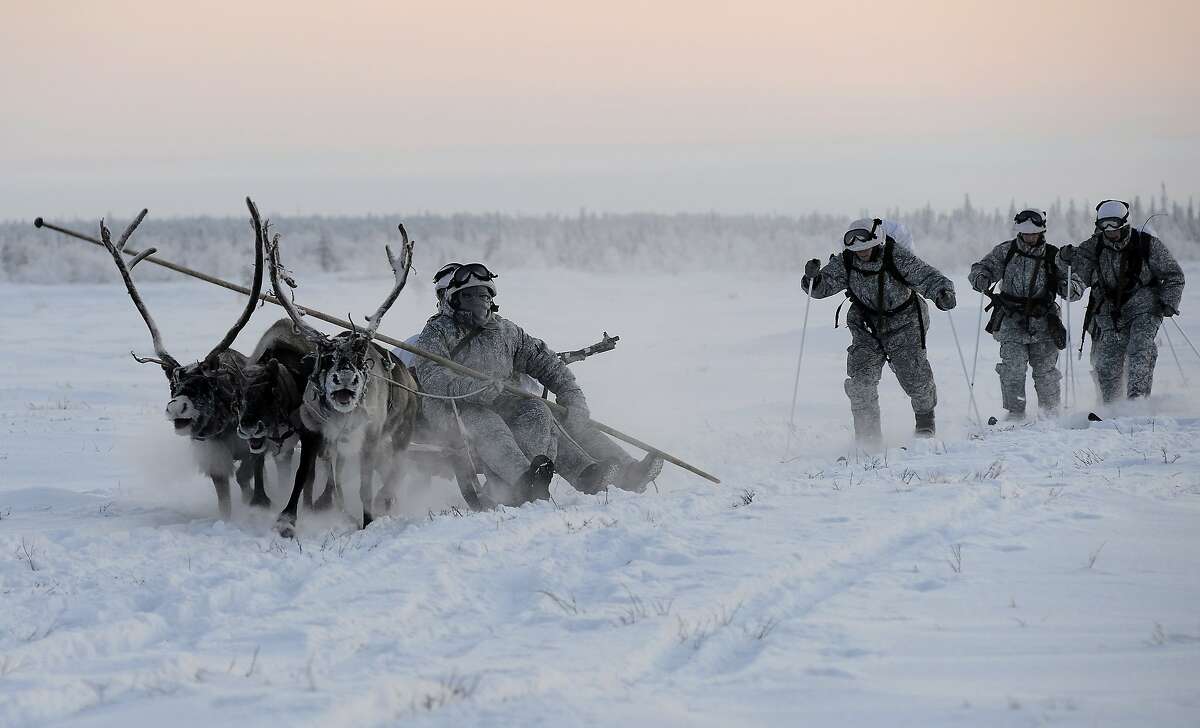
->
<box><xmin>473</xmin><ymin>376</ymin><xmax>506</xmax><ymax>404</ymax></box>
<box><xmin>1057</xmin><ymin>244</ymin><xmax>1075</xmax><ymax>266</ymax></box>
<box><xmin>934</xmin><ymin>287</ymin><xmax>957</xmax><ymax>311</ymax></box>
<box><xmin>804</xmin><ymin>258</ymin><xmax>821</xmax><ymax>279</ymax></box>
<box><xmin>970</xmin><ymin>272</ymin><xmax>991</xmax><ymax>293</ymax></box>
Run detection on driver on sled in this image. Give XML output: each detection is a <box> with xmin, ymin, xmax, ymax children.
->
<box><xmin>413</xmin><ymin>263</ymin><xmax>661</xmax><ymax>505</ymax></box>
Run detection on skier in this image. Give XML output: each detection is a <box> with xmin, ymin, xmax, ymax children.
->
<box><xmin>968</xmin><ymin>208</ymin><xmax>1084</xmax><ymax>419</ymax></box>
<box><xmin>802</xmin><ymin>218</ymin><xmax>956</xmax><ymax>446</ymax></box>
<box><xmin>1057</xmin><ymin>200</ymin><xmax>1185</xmax><ymax>403</ymax></box>
<box><xmin>413</xmin><ymin>263</ymin><xmax>660</xmax><ymax>505</ymax></box>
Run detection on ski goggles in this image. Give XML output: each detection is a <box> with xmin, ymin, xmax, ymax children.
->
<box><xmin>450</xmin><ymin>262</ymin><xmax>498</xmax><ymax>285</ymax></box>
<box><xmin>433</xmin><ymin>262</ymin><xmax>462</xmax><ymax>283</ymax></box>
<box><xmin>843</xmin><ymin>230</ymin><xmax>875</xmax><ymax>247</ymax></box>
<box><xmin>1094</xmin><ymin>199</ymin><xmax>1129</xmax><ymax>230</ymax></box>
<box><xmin>843</xmin><ymin>219</ymin><xmax>883</xmax><ymax>248</ymax></box>
<box><xmin>1013</xmin><ymin>210</ymin><xmax>1045</xmax><ymax>228</ymax></box>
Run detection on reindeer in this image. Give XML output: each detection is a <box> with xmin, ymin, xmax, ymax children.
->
<box><xmin>238</xmin><ymin>318</ymin><xmax>343</xmax><ymax>511</ymax></box>
<box><xmin>262</xmin><ymin>218</ymin><xmax>419</xmax><ymax>535</ymax></box>
<box><xmin>98</xmin><ymin>199</ymin><xmax>269</xmax><ymax>519</ymax></box>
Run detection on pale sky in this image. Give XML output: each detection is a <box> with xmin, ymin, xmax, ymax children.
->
<box><xmin>3</xmin><ymin>0</ymin><xmax>1198</xmax><ymax>219</ymax></box>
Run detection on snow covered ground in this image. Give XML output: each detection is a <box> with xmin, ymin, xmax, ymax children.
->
<box><xmin>2</xmin><ymin>264</ymin><xmax>1199</xmax><ymax>726</ymax></box>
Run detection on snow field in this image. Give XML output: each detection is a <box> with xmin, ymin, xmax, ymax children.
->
<box><xmin>1</xmin><ymin>267</ymin><xmax>1199</xmax><ymax>726</ymax></box>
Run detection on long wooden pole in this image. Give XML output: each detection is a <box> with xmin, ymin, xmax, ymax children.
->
<box><xmin>34</xmin><ymin>217</ymin><xmax>720</xmax><ymax>484</ymax></box>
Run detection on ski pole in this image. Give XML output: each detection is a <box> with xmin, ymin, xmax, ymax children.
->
<box><xmin>1170</xmin><ymin>318</ymin><xmax>1200</xmax><ymax>362</ymax></box>
<box><xmin>1070</xmin><ymin>261</ymin><xmax>1080</xmax><ymax>410</ymax></box>
<box><xmin>946</xmin><ymin>309</ymin><xmax>984</xmax><ymax>427</ymax></box>
<box><xmin>968</xmin><ymin>291</ymin><xmax>984</xmax><ymax>419</ymax></box>
<box><xmin>784</xmin><ymin>276</ymin><xmax>815</xmax><ymax>458</ymax></box>
<box><xmin>1161</xmin><ymin>324</ymin><xmax>1188</xmax><ymax>384</ymax></box>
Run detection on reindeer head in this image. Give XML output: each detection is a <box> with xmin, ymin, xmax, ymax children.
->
<box><xmin>264</xmin><ymin>222</ymin><xmax>414</xmax><ymax>416</ymax></box>
<box><xmin>162</xmin><ymin>358</ymin><xmax>248</xmax><ymax>440</ymax></box>
<box><xmin>101</xmin><ymin>199</ymin><xmax>264</xmax><ymax>442</ymax></box>
<box><xmin>237</xmin><ymin>357</ymin><xmax>300</xmax><ymax>453</ymax></box>
<box><xmin>307</xmin><ymin>329</ymin><xmax>378</xmax><ymax>412</ymax></box>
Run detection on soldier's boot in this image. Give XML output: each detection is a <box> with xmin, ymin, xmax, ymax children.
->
<box><xmin>618</xmin><ymin>453</ymin><xmax>664</xmax><ymax>493</ymax></box>
<box><xmin>576</xmin><ymin>458</ymin><xmax>622</xmax><ymax>495</ymax></box>
<box><xmin>515</xmin><ymin>455</ymin><xmax>555</xmax><ymax>502</ymax></box>
<box><xmin>914</xmin><ymin>411</ymin><xmax>936</xmax><ymax>437</ymax></box>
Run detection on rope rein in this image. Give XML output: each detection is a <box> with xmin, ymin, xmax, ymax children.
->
<box><xmin>365</xmin><ymin>370</ymin><xmax>497</xmax><ymax>401</ymax></box>
<box><xmin>366</xmin><ymin>368</ymin><xmax>589</xmax><ymax>480</ymax></box>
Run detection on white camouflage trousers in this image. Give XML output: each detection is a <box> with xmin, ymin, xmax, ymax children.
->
<box><xmin>457</xmin><ymin>393</ymin><xmax>557</xmax><ymax>502</ymax></box>
<box><xmin>554</xmin><ymin>419</ymin><xmax>635</xmax><ymax>486</ymax></box>
<box><xmin>996</xmin><ymin>340</ymin><xmax>1061</xmax><ymax>413</ymax></box>
<box><xmin>1089</xmin><ymin>314</ymin><xmax>1162</xmax><ymax>402</ymax></box>
<box><xmin>845</xmin><ymin>323</ymin><xmax>937</xmax><ymax>442</ymax></box>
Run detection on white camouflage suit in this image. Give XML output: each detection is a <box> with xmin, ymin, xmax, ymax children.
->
<box><xmin>803</xmin><ymin>233</ymin><xmax>955</xmax><ymax>442</ymax></box>
<box><xmin>414</xmin><ymin>303</ymin><xmax>600</xmax><ymax>503</ymax></box>
<box><xmin>1060</xmin><ymin>229</ymin><xmax>1184</xmax><ymax>402</ymax></box>
<box><xmin>968</xmin><ymin>237</ymin><xmax>1084</xmax><ymax>414</ymax></box>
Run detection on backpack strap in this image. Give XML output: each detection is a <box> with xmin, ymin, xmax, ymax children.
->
<box><xmin>449</xmin><ymin>326</ymin><xmax>485</xmax><ymax>360</ymax></box>
<box><xmin>881</xmin><ymin>238</ymin><xmax>911</xmax><ymax>288</ymax></box>
<box><xmin>1001</xmin><ymin>240</ymin><xmax>1019</xmax><ymax>275</ymax></box>
<box><xmin>1042</xmin><ymin>243</ymin><xmax>1060</xmax><ymax>304</ymax></box>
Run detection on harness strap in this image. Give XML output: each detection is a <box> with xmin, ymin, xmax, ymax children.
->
<box><xmin>1084</xmin><ymin>230</ymin><xmax>1156</xmax><ymax>339</ymax></box>
<box><xmin>991</xmin><ymin>240</ymin><xmax>1061</xmax><ymax>334</ymax></box>
<box><xmin>449</xmin><ymin>326</ymin><xmax>485</xmax><ymax>359</ymax></box>
<box><xmin>837</xmin><ymin>238</ymin><xmax>925</xmax><ymax>350</ymax></box>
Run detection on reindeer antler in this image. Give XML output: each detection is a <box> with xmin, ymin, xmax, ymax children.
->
<box><xmin>204</xmin><ymin>197</ymin><xmax>266</xmax><ymax>365</ymax></box>
<box><xmin>99</xmin><ymin>211</ymin><xmax>180</xmax><ymax>372</ymax></box>
<box><xmin>364</xmin><ymin>223</ymin><xmax>415</xmax><ymax>339</ymax></box>
<box><xmin>259</xmin><ymin>205</ymin><xmax>323</xmax><ymax>343</ymax></box>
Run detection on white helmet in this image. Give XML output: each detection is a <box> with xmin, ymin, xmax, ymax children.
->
<box><xmin>1012</xmin><ymin>208</ymin><xmax>1047</xmax><ymax>236</ymax></box>
<box><xmin>1095</xmin><ymin>199</ymin><xmax>1130</xmax><ymax>231</ymax></box>
<box><xmin>843</xmin><ymin>218</ymin><xmax>884</xmax><ymax>252</ymax></box>
<box><xmin>433</xmin><ymin>262</ymin><xmax>461</xmax><ymax>301</ymax></box>
<box><xmin>444</xmin><ymin>262</ymin><xmax>498</xmax><ymax>301</ymax></box>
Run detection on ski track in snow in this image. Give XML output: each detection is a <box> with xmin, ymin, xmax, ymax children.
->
<box><xmin>2</xmin><ymin>268</ymin><xmax>1200</xmax><ymax>726</ymax></box>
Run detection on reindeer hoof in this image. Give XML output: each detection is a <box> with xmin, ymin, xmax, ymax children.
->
<box><xmin>250</xmin><ymin>495</ymin><xmax>272</xmax><ymax>509</ymax></box>
<box><xmin>361</xmin><ymin>512</ymin><xmax>373</xmax><ymax>530</ymax></box>
<box><xmin>275</xmin><ymin>516</ymin><xmax>297</xmax><ymax>539</ymax></box>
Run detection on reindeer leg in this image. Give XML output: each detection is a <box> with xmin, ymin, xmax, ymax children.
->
<box><xmin>313</xmin><ymin>451</ymin><xmax>337</xmax><ymax>511</ymax></box>
<box><xmin>332</xmin><ymin>454</ymin><xmax>346</xmax><ymax>512</ymax></box>
<box><xmin>212</xmin><ymin>475</ymin><xmax>233</xmax><ymax>521</ymax></box>
<box><xmin>360</xmin><ymin>438</ymin><xmax>378</xmax><ymax>529</ymax></box>
<box><xmin>278</xmin><ymin>431</ymin><xmax>320</xmax><ymax>538</ymax></box>
<box><xmin>374</xmin><ymin>457</ymin><xmax>401</xmax><ymax>516</ymax></box>
<box><xmin>302</xmin><ymin>463</ymin><xmax>316</xmax><ymax>511</ymax></box>
<box><xmin>250</xmin><ymin>454</ymin><xmax>271</xmax><ymax>508</ymax></box>
<box><xmin>275</xmin><ymin>448</ymin><xmax>295</xmax><ymax>491</ymax></box>
<box><xmin>234</xmin><ymin>456</ymin><xmax>256</xmax><ymax>505</ymax></box>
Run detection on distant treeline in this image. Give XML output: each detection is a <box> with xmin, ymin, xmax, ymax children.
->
<box><xmin>4</xmin><ymin>191</ymin><xmax>1198</xmax><ymax>283</ymax></box>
